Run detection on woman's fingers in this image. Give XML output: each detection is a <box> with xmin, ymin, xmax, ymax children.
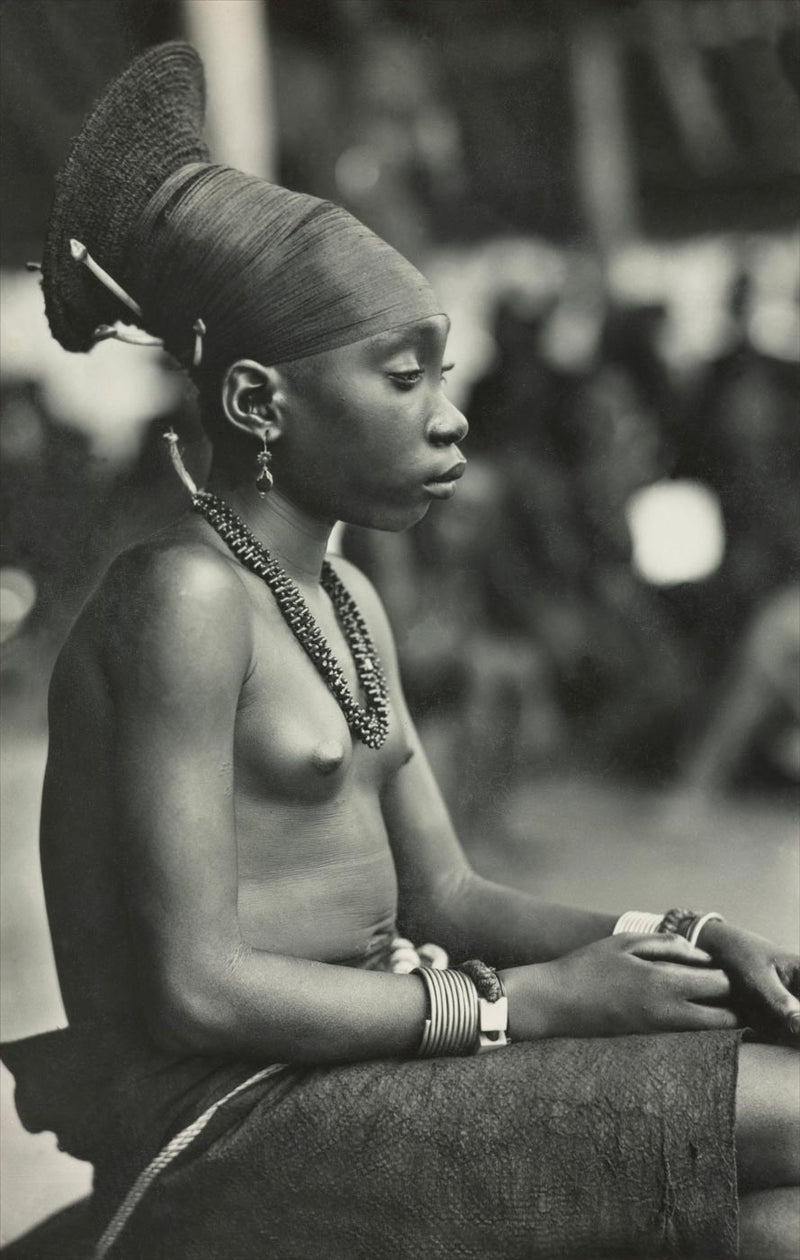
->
<box><xmin>648</xmin><ymin>961</ymin><xmax>732</xmax><ymax>1005</ymax></box>
<box><xmin>625</xmin><ymin>933</ymin><xmax>713</xmax><ymax>966</ymax></box>
<box><xmin>677</xmin><ymin>1003</ymin><xmax>741</xmax><ymax>1031</ymax></box>
<box><xmin>750</xmin><ymin>965</ymin><xmax>800</xmax><ymax>1039</ymax></box>
<box><xmin>671</xmin><ymin>964</ymin><xmax>732</xmax><ymax>1002</ymax></box>
<box><xmin>775</xmin><ymin>955</ymin><xmax>800</xmax><ymax>1001</ymax></box>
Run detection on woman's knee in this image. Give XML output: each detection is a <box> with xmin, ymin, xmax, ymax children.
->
<box><xmin>736</xmin><ymin>1043</ymin><xmax>800</xmax><ymax>1193</ymax></box>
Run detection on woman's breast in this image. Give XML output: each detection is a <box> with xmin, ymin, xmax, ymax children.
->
<box><xmin>230</xmin><ymin>637</ymin><xmax>408</xmax><ymax>961</ymax></box>
<box><xmin>234</xmin><ymin>639</ymin><xmax>408</xmax><ymax>805</ymax></box>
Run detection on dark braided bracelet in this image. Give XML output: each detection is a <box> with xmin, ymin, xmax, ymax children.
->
<box><xmin>458</xmin><ymin>959</ymin><xmax>510</xmax><ymax>1051</ymax></box>
<box><xmin>458</xmin><ymin>959</ymin><xmax>503</xmax><ymax>1003</ymax></box>
<box><xmin>659</xmin><ymin>908</ymin><xmax>725</xmax><ymax>948</ymax></box>
<box><xmin>659</xmin><ymin>908</ymin><xmax>697</xmax><ymax>938</ymax></box>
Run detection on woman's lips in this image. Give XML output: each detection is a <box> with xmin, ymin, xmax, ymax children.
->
<box><xmin>422</xmin><ymin>460</ymin><xmax>466</xmax><ymax>498</ymax></box>
<box><xmin>423</xmin><ymin>480</ymin><xmax>458</xmax><ymax>499</ymax></box>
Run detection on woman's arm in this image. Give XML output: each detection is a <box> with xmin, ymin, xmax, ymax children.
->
<box><xmin>347</xmin><ymin>553</ymin><xmax>617</xmax><ymax>966</ymax></box>
<box><xmin>382</xmin><ymin>733</ymin><xmax>616</xmax><ymax>967</ymax></box>
<box><xmin>381</xmin><ymin>678</ymin><xmax>797</xmax><ymax>1041</ymax></box>
<box><xmin>102</xmin><ymin>543</ymin><xmax>427</xmax><ymax>1064</ymax></box>
<box><xmin>358</xmin><ymin>569</ymin><xmax>797</xmax><ymax>1042</ymax></box>
<box><xmin>381</xmin><ymin>720</ymin><xmax>738</xmax><ymax>1041</ymax></box>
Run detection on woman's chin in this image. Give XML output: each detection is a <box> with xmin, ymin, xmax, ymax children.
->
<box><xmin>349</xmin><ymin>501</ymin><xmax>431</xmax><ymax>533</ymax></box>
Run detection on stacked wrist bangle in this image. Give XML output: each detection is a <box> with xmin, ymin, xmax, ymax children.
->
<box><xmin>414</xmin><ymin>966</ymin><xmax>479</xmax><ymax>1056</ymax></box>
<box><xmin>611</xmin><ymin>910</ymin><xmax>663</xmax><ymax>936</ymax></box>
<box><xmin>613</xmin><ymin>908</ymin><xmax>724</xmax><ymax>948</ymax></box>
<box><xmin>413</xmin><ymin>960</ymin><xmax>510</xmax><ymax>1057</ymax></box>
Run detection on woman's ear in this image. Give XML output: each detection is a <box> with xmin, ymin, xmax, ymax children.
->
<box><xmin>221</xmin><ymin>359</ymin><xmax>285</xmax><ymax>442</ymax></box>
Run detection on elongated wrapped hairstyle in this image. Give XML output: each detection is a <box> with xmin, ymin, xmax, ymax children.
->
<box><xmin>42</xmin><ymin>42</ymin><xmax>441</xmax><ymax>441</ymax></box>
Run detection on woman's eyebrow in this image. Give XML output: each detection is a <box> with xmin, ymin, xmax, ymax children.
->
<box><xmin>371</xmin><ymin>318</ymin><xmax>451</xmax><ymax>355</ymax></box>
<box><xmin>371</xmin><ymin>331</ymin><xmax>416</xmax><ymax>353</ymax></box>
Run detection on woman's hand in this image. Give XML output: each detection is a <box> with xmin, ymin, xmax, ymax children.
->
<box><xmin>695</xmin><ymin>920</ymin><xmax>800</xmax><ymax>1044</ymax></box>
<box><xmin>500</xmin><ymin>933</ymin><xmax>738</xmax><ymax>1042</ymax></box>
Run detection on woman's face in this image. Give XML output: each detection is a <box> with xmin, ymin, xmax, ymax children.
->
<box><xmin>272</xmin><ymin>314</ymin><xmax>469</xmax><ymax>531</ymax></box>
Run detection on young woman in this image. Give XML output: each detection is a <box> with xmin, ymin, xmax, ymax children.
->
<box><xmin>3</xmin><ymin>42</ymin><xmax>798</xmax><ymax>1260</ymax></box>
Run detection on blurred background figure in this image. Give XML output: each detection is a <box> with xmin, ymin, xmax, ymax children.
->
<box><xmin>349</xmin><ymin>455</ymin><xmax>567</xmax><ymax>837</ymax></box>
<box><xmin>1</xmin><ymin>0</ymin><xmax>798</xmax><ymax>1245</ymax></box>
<box><xmin>678</xmin><ymin>584</ymin><xmax>800</xmax><ymax>799</ymax></box>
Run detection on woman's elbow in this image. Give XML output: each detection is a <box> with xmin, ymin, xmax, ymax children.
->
<box><xmin>145</xmin><ymin>967</ymin><xmax>238</xmax><ymax>1056</ymax></box>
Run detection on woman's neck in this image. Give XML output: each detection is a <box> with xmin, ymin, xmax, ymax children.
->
<box><xmin>206</xmin><ymin>466</ymin><xmax>333</xmax><ymax>585</ymax></box>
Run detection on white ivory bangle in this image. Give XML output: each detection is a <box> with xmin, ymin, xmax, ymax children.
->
<box><xmin>687</xmin><ymin>912</ymin><xmax>724</xmax><ymax>948</ymax></box>
<box><xmin>612</xmin><ymin>910</ymin><xmax>664</xmax><ymax>936</ymax></box>
<box><xmin>476</xmin><ymin>990</ymin><xmax>509</xmax><ymax>1054</ymax></box>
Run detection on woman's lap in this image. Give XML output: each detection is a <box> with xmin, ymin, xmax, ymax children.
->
<box><xmin>113</xmin><ymin>1030</ymin><xmax>741</xmax><ymax>1260</ymax></box>
<box><xmin>735</xmin><ymin>1042</ymin><xmax>800</xmax><ymax>1194</ymax></box>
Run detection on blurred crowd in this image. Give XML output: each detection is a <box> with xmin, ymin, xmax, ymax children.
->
<box><xmin>2</xmin><ymin>234</ymin><xmax>799</xmax><ymax>831</ymax></box>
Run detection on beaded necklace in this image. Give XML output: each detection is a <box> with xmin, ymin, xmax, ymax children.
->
<box><xmin>192</xmin><ymin>491</ymin><xmax>390</xmax><ymax>750</ymax></box>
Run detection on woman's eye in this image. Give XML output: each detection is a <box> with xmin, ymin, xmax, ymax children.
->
<box><xmin>388</xmin><ymin>369</ymin><xmax>424</xmax><ymax>390</ymax></box>
<box><xmin>388</xmin><ymin>363</ymin><xmax>455</xmax><ymax>391</ymax></box>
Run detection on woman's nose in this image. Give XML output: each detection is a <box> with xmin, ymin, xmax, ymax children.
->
<box><xmin>427</xmin><ymin>399</ymin><xmax>469</xmax><ymax>447</ymax></box>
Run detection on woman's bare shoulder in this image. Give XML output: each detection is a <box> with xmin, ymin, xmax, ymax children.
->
<box><xmin>59</xmin><ymin>525</ymin><xmax>254</xmax><ymax>691</ymax></box>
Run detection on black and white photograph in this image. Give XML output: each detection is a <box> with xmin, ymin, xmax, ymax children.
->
<box><xmin>1</xmin><ymin>1</ymin><xmax>798</xmax><ymax>1257</ymax></box>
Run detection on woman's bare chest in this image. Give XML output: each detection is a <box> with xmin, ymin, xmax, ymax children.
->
<box><xmin>230</xmin><ymin>599</ymin><xmax>404</xmax><ymax>852</ymax></box>
<box><xmin>234</xmin><ymin>575</ymin><xmax>402</xmax><ymax>782</ymax></box>
<box><xmin>229</xmin><ymin>630</ymin><xmax>404</xmax><ymax>957</ymax></box>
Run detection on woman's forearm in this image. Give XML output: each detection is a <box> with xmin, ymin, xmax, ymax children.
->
<box><xmin>409</xmin><ymin>871</ymin><xmax>617</xmax><ymax>968</ymax></box>
<box><xmin>153</xmin><ymin>880</ymin><xmax>617</xmax><ymax>1061</ymax></box>
<box><xmin>156</xmin><ymin>946</ymin><xmax>428</xmax><ymax>1064</ymax></box>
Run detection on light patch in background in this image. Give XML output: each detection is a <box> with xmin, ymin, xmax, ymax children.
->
<box><xmin>626</xmin><ymin>479</ymin><xmax>725</xmax><ymax>586</ymax></box>
<box><xmin>0</xmin><ymin>270</ymin><xmax>184</xmax><ymax>463</ymax></box>
<box><xmin>426</xmin><ymin>237</ymin><xmax>566</xmax><ymax>406</ymax></box>
<box><xmin>746</xmin><ymin>234</ymin><xmax>800</xmax><ymax>362</ymax></box>
<box><xmin>182</xmin><ymin>0</ymin><xmax>276</xmax><ymax>180</ymax></box>
<box><xmin>335</xmin><ymin>145</ymin><xmax>382</xmax><ymax>198</ymax></box>
<box><xmin>424</xmin><ymin>230</ymin><xmax>799</xmax><ymax>409</ymax></box>
<box><xmin>608</xmin><ymin>230</ymin><xmax>800</xmax><ymax>371</ymax></box>
<box><xmin>0</xmin><ymin>569</ymin><xmax>37</xmax><ymax>645</ymax></box>
<box><xmin>610</xmin><ymin>238</ymin><xmax>737</xmax><ymax>370</ymax></box>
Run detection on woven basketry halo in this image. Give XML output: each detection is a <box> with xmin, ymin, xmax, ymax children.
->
<box><xmin>42</xmin><ymin>41</ymin><xmax>209</xmax><ymax>353</ymax></box>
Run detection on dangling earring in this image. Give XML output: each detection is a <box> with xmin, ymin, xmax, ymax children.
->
<box><xmin>255</xmin><ymin>434</ymin><xmax>274</xmax><ymax>496</ymax></box>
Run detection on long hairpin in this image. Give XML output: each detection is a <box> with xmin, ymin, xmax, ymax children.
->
<box><xmin>67</xmin><ymin>239</ymin><xmax>204</xmax><ymax>365</ymax></box>
<box><xmin>93</xmin><ymin>322</ymin><xmax>164</xmax><ymax>348</ymax></box>
<box><xmin>192</xmin><ymin>318</ymin><xmax>206</xmax><ymax>368</ymax></box>
<box><xmin>70</xmin><ymin>239</ymin><xmax>143</xmax><ymax>317</ymax></box>
<box><xmin>162</xmin><ymin>429</ymin><xmax>199</xmax><ymax>497</ymax></box>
